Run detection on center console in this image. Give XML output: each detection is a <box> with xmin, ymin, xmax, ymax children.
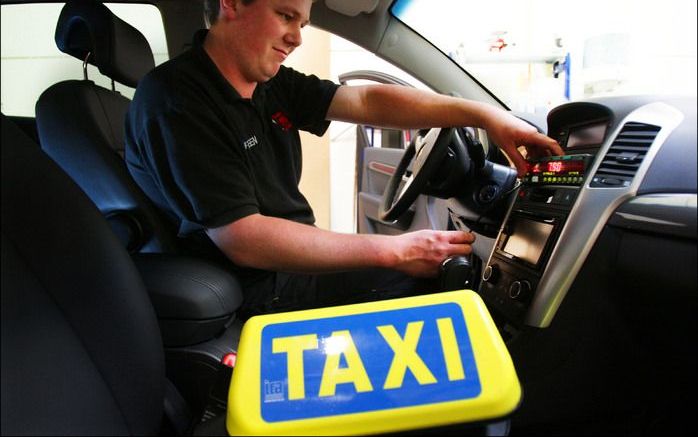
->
<box><xmin>479</xmin><ymin>154</ymin><xmax>592</xmax><ymax>325</ymax></box>
<box><xmin>458</xmin><ymin>99</ymin><xmax>685</xmax><ymax>329</ymax></box>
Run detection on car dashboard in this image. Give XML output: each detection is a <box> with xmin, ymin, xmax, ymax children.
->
<box><xmin>450</xmin><ymin>95</ymin><xmax>697</xmax><ymax>330</ymax></box>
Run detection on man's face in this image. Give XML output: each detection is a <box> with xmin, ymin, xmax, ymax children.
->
<box><xmin>232</xmin><ymin>0</ymin><xmax>312</xmax><ymax>83</ymax></box>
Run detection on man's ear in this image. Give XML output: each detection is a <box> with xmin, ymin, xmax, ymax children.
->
<box><xmin>220</xmin><ymin>0</ymin><xmax>238</xmax><ymax>19</ymax></box>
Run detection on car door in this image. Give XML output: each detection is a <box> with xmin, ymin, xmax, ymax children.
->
<box><xmin>340</xmin><ymin>70</ymin><xmax>450</xmax><ymax>236</ymax></box>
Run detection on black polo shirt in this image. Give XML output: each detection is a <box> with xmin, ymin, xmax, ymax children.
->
<box><xmin>125</xmin><ymin>30</ymin><xmax>339</xmax><ymax>276</ymax></box>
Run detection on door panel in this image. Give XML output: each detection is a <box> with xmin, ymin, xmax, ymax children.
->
<box><xmin>358</xmin><ymin>147</ymin><xmax>415</xmax><ymax>234</ymax></box>
<box><xmin>356</xmin><ymin>129</ymin><xmax>450</xmax><ymax>235</ymax></box>
<box><xmin>341</xmin><ymin>70</ymin><xmax>450</xmax><ymax>236</ymax></box>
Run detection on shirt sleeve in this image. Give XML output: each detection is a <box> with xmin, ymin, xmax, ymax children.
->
<box><xmin>270</xmin><ymin>66</ymin><xmax>339</xmax><ymax>137</ymax></box>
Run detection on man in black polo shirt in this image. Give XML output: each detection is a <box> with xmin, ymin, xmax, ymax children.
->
<box><xmin>125</xmin><ymin>0</ymin><xmax>563</xmax><ymax>317</ymax></box>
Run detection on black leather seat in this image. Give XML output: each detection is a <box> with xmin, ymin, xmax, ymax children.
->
<box><xmin>2</xmin><ymin>113</ymin><xmax>241</xmax><ymax>435</ymax></box>
<box><xmin>2</xmin><ymin>113</ymin><xmax>168</xmax><ymax>435</ymax></box>
<box><xmin>30</xmin><ymin>1</ymin><xmax>244</xmax><ymax>418</ymax></box>
<box><xmin>35</xmin><ymin>0</ymin><xmax>173</xmax><ymax>254</ymax></box>
<box><xmin>34</xmin><ymin>0</ymin><xmax>243</xmax><ymax>349</ymax></box>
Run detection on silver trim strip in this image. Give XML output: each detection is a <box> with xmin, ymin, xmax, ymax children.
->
<box><xmin>610</xmin><ymin>194</ymin><xmax>697</xmax><ymax>239</ymax></box>
<box><xmin>524</xmin><ymin>102</ymin><xmax>685</xmax><ymax>327</ymax></box>
<box><xmin>338</xmin><ymin>70</ymin><xmax>415</xmax><ymax>88</ymax></box>
<box><xmin>614</xmin><ymin>212</ymin><xmax>683</xmax><ymax>227</ymax></box>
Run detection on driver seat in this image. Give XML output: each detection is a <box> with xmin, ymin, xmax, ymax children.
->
<box><xmin>32</xmin><ymin>1</ymin><xmax>244</xmax><ymax>419</ymax></box>
<box><xmin>34</xmin><ymin>0</ymin><xmax>244</xmax><ymax>344</ymax></box>
<box><xmin>35</xmin><ymin>0</ymin><xmax>176</xmax><ymax>254</ymax></box>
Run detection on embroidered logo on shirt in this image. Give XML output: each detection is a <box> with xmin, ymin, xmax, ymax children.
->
<box><xmin>243</xmin><ymin>135</ymin><xmax>259</xmax><ymax>150</ymax></box>
<box><xmin>271</xmin><ymin>111</ymin><xmax>293</xmax><ymax>131</ymax></box>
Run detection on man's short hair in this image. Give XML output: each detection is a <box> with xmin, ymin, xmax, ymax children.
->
<box><xmin>203</xmin><ymin>0</ymin><xmax>316</xmax><ymax>28</ymax></box>
<box><xmin>203</xmin><ymin>0</ymin><xmax>255</xmax><ymax>27</ymax></box>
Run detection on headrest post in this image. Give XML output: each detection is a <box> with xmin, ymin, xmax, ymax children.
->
<box><xmin>111</xmin><ymin>79</ymin><xmax>116</xmax><ymax>92</ymax></box>
<box><xmin>82</xmin><ymin>52</ymin><xmax>91</xmax><ymax>80</ymax></box>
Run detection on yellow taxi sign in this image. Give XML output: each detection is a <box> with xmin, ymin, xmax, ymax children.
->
<box><xmin>227</xmin><ymin>290</ymin><xmax>520</xmax><ymax>435</ymax></box>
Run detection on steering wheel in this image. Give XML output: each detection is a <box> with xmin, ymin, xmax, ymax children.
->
<box><xmin>379</xmin><ymin>128</ymin><xmax>455</xmax><ymax>222</ymax></box>
<box><xmin>379</xmin><ymin>126</ymin><xmax>518</xmax><ymax>236</ymax></box>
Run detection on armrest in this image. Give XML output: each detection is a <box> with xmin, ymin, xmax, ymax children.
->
<box><xmin>131</xmin><ymin>253</ymin><xmax>244</xmax><ymax>346</ymax></box>
<box><xmin>132</xmin><ymin>253</ymin><xmax>243</xmax><ymax>320</ymax></box>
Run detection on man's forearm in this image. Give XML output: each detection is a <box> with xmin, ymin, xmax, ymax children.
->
<box><xmin>207</xmin><ymin>213</ymin><xmax>395</xmax><ymax>273</ymax></box>
<box><xmin>326</xmin><ymin>84</ymin><xmax>563</xmax><ymax>175</ymax></box>
<box><xmin>327</xmin><ymin>84</ymin><xmax>493</xmax><ymax>131</ymax></box>
<box><xmin>206</xmin><ymin>213</ymin><xmax>475</xmax><ymax>277</ymax></box>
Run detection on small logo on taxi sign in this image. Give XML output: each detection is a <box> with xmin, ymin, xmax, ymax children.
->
<box><xmin>259</xmin><ymin>303</ymin><xmax>481</xmax><ymax>422</ymax></box>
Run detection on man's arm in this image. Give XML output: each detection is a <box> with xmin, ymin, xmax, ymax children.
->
<box><xmin>326</xmin><ymin>84</ymin><xmax>563</xmax><ymax>176</ymax></box>
<box><xmin>206</xmin><ymin>213</ymin><xmax>475</xmax><ymax>278</ymax></box>
<box><xmin>207</xmin><ymin>84</ymin><xmax>556</xmax><ymax>277</ymax></box>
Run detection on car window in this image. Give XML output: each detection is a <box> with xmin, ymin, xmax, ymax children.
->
<box><xmin>330</xmin><ymin>34</ymin><xmax>429</xmax><ymax>150</ymax></box>
<box><xmin>391</xmin><ymin>0</ymin><xmax>697</xmax><ymax>114</ymax></box>
<box><xmin>1</xmin><ymin>2</ymin><xmax>168</xmax><ymax>117</ymax></box>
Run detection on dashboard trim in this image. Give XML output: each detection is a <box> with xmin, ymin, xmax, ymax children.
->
<box><xmin>523</xmin><ymin>102</ymin><xmax>685</xmax><ymax>327</ymax></box>
<box><xmin>609</xmin><ymin>193</ymin><xmax>697</xmax><ymax>239</ymax></box>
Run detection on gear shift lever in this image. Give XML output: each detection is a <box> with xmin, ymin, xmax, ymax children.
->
<box><xmin>440</xmin><ymin>255</ymin><xmax>474</xmax><ymax>291</ymax></box>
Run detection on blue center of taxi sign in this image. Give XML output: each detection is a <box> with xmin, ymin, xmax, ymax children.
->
<box><xmin>259</xmin><ymin>302</ymin><xmax>481</xmax><ymax>422</ymax></box>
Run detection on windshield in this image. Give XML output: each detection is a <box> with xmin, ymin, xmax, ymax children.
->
<box><xmin>391</xmin><ymin>0</ymin><xmax>697</xmax><ymax>114</ymax></box>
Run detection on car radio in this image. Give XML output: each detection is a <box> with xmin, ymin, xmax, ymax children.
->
<box><xmin>522</xmin><ymin>154</ymin><xmax>593</xmax><ymax>186</ymax></box>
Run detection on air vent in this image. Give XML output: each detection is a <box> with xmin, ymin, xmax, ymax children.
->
<box><xmin>590</xmin><ymin>122</ymin><xmax>660</xmax><ymax>188</ymax></box>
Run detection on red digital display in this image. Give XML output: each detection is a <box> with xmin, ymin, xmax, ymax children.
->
<box><xmin>549</xmin><ymin>161</ymin><xmax>563</xmax><ymax>173</ymax></box>
<box><xmin>524</xmin><ymin>156</ymin><xmax>589</xmax><ymax>185</ymax></box>
<box><xmin>527</xmin><ymin>159</ymin><xmax>584</xmax><ymax>175</ymax></box>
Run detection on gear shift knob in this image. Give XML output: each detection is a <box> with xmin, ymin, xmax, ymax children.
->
<box><xmin>440</xmin><ymin>255</ymin><xmax>473</xmax><ymax>291</ymax></box>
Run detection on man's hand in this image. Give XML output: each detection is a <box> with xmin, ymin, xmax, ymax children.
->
<box><xmin>480</xmin><ymin>106</ymin><xmax>564</xmax><ymax>176</ymax></box>
<box><xmin>388</xmin><ymin>229</ymin><xmax>476</xmax><ymax>278</ymax></box>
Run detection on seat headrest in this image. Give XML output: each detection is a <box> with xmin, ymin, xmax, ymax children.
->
<box><xmin>55</xmin><ymin>0</ymin><xmax>155</xmax><ymax>87</ymax></box>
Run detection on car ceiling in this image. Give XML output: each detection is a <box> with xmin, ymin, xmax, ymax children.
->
<box><xmin>1</xmin><ymin>0</ymin><xmax>502</xmax><ymax>105</ymax></box>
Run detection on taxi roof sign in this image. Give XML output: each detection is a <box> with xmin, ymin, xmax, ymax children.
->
<box><xmin>226</xmin><ymin>290</ymin><xmax>521</xmax><ymax>435</ymax></box>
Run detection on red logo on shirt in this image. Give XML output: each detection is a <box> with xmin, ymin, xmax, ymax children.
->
<box><xmin>271</xmin><ymin>111</ymin><xmax>293</xmax><ymax>131</ymax></box>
